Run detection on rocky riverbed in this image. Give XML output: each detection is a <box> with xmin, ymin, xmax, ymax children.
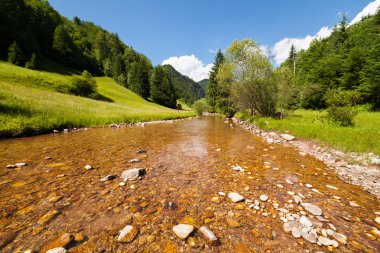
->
<box><xmin>0</xmin><ymin>116</ymin><xmax>379</xmax><ymax>252</ymax></box>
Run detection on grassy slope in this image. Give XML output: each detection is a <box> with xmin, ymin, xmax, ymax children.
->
<box><xmin>236</xmin><ymin>110</ymin><xmax>380</xmax><ymax>155</ymax></box>
<box><xmin>0</xmin><ymin>62</ymin><xmax>195</xmax><ymax>137</ymax></box>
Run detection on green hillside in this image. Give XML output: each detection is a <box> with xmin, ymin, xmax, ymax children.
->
<box><xmin>0</xmin><ymin>61</ymin><xmax>195</xmax><ymax>138</ymax></box>
<box><xmin>198</xmin><ymin>79</ymin><xmax>209</xmax><ymax>93</ymax></box>
<box><xmin>162</xmin><ymin>64</ymin><xmax>205</xmax><ymax>105</ymax></box>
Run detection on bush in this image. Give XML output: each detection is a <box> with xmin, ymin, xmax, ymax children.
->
<box><xmin>8</xmin><ymin>42</ymin><xmax>25</xmax><ymax>66</ymax></box>
<box><xmin>25</xmin><ymin>53</ymin><xmax>39</xmax><ymax>69</ymax></box>
<box><xmin>70</xmin><ymin>77</ymin><xmax>97</xmax><ymax>97</ymax></box>
<box><xmin>192</xmin><ymin>99</ymin><xmax>208</xmax><ymax>116</ymax></box>
<box><xmin>324</xmin><ymin>89</ymin><xmax>360</xmax><ymax>126</ymax></box>
<box><xmin>300</xmin><ymin>83</ymin><xmax>326</xmax><ymax>109</ymax></box>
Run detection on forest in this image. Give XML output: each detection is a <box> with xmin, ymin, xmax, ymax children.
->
<box><xmin>0</xmin><ymin>0</ymin><xmax>206</xmax><ymax>108</ymax></box>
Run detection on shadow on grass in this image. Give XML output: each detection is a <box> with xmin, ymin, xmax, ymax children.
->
<box><xmin>0</xmin><ymin>103</ymin><xmax>32</xmax><ymax>116</ymax></box>
<box><xmin>92</xmin><ymin>93</ymin><xmax>114</xmax><ymax>102</ymax></box>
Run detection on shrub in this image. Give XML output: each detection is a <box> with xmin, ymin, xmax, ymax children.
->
<box><xmin>324</xmin><ymin>89</ymin><xmax>360</xmax><ymax>126</ymax></box>
<box><xmin>300</xmin><ymin>83</ymin><xmax>326</xmax><ymax>109</ymax></box>
<box><xmin>192</xmin><ymin>99</ymin><xmax>208</xmax><ymax>116</ymax></box>
<box><xmin>25</xmin><ymin>53</ymin><xmax>39</xmax><ymax>69</ymax></box>
<box><xmin>70</xmin><ymin>77</ymin><xmax>97</xmax><ymax>97</ymax></box>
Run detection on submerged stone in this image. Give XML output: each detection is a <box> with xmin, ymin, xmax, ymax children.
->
<box><xmin>172</xmin><ymin>224</ymin><xmax>194</xmax><ymax>239</ymax></box>
<box><xmin>228</xmin><ymin>192</ymin><xmax>244</xmax><ymax>202</ymax></box>
<box><xmin>301</xmin><ymin>203</ymin><xmax>323</xmax><ymax>216</ymax></box>
<box><xmin>117</xmin><ymin>225</ymin><xmax>139</xmax><ymax>243</ymax></box>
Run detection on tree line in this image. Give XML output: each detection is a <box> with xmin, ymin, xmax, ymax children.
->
<box><xmin>204</xmin><ymin>11</ymin><xmax>379</xmax><ymax>125</ymax></box>
<box><xmin>1</xmin><ymin>0</ymin><xmax>196</xmax><ymax>108</ymax></box>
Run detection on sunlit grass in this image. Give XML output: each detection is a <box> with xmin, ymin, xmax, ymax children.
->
<box><xmin>236</xmin><ymin>110</ymin><xmax>380</xmax><ymax>155</ymax></box>
<box><xmin>0</xmin><ymin>62</ymin><xmax>195</xmax><ymax>137</ymax></box>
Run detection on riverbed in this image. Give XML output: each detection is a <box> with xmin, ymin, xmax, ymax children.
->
<box><xmin>0</xmin><ymin>116</ymin><xmax>379</xmax><ymax>252</ymax></box>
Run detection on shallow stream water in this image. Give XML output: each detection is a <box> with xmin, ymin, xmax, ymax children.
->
<box><xmin>0</xmin><ymin>116</ymin><xmax>379</xmax><ymax>252</ymax></box>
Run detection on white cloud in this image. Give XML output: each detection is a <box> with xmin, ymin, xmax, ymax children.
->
<box><xmin>350</xmin><ymin>0</ymin><xmax>380</xmax><ymax>25</ymax></box>
<box><xmin>270</xmin><ymin>1</ymin><xmax>379</xmax><ymax>65</ymax></box>
<box><xmin>208</xmin><ymin>49</ymin><xmax>218</xmax><ymax>54</ymax></box>
<box><xmin>162</xmin><ymin>55</ymin><xmax>213</xmax><ymax>82</ymax></box>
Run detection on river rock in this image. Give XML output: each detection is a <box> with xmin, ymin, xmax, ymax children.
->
<box><xmin>128</xmin><ymin>158</ymin><xmax>140</xmax><ymax>163</ymax></box>
<box><xmin>318</xmin><ymin>236</ymin><xmax>333</xmax><ymax>246</ymax></box>
<box><xmin>332</xmin><ymin>232</ymin><xmax>347</xmax><ymax>245</ymax></box>
<box><xmin>6</xmin><ymin>164</ymin><xmax>17</xmax><ymax>169</ymax></box>
<box><xmin>371</xmin><ymin>157</ymin><xmax>380</xmax><ymax>165</ymax></box>
<box><xmin>117</xmin><ymin>225</ymin><xmax>139</xmax><ymax>243</ymax></box>
<box><xmin>375</xmin><ymin>217</ymin><xmax>380</xmax><ymax>224</ymax></box>
<box><xmin>199</xmin><ymin>226</ymin><xmax>218</xmax><ymax>245</ymax></box>
<box><xmin>301</xmin><ymin>203</ymin><xmax>323</xmax><ymax>216</ymax></box>
<box><xmin>172</xmin><ymin>224</ymin><xmax>194</xmax><ymax>239</ymax></box>
<box><xmin>121</xmin><ymin>168</ymin><xmax>145</xmax><ymax>181</ymax></box>
<box><xmin>46</xmin><ymin>248</ymin><xmax>66</xmax><ymax>253</ymax></box>
<box><xmin>293</xmin><ymin>195</ymin><xmax>302</xmax><ymax>204</ymax></box>
<box><xmin>0</xmin><ymin>231</ymin><xmax>17</xmax><ymax>249</ymax></box>
<box><xmin>100</xmin><ymin>174</ymin><xmax>116</xmax><ymax>181</ymax></box>
<box><xmin>38</xmin><ymin>209</ymin><xmax>60</xmax><ymax>225</ymax></box>
<box><xmin>84</xmin><ymin>165</ymin><xmax>93</xmax><ymax>170</ymax></box>
<box><xmin>281</xmin><ymin>134</ymin><xmax>295</xmax><ymax>141</ymax></box>
<box><xmin>283</xmin><ymin>221</ymin><xmax>300</xmax><ymax>233</ymax></box>
<box><xmin>299</xmin><ymin>216</ymin><xmax>312</xmax><ymax>227</ymax></box>
<box><xmin>42</xmin><ymin>233</ymin><xmax>74</xmax><ymax>252</ymax></box>
<box><xmin>137</xmin><ymin>148</ymin><xmax>146</xmax><ymax>154</ymax></box>
<box><xmin>15</xmin><ymin>162</ymin><xmax>26</xmax><ymax>167</ymax></box>
<box><xmin>232</xmin><ymin>165</ymin><xmax>244</xmax><ymax>172</ymax></box>
<box><xmin>301</xmin><ymin>231</ymin><xmax>317</xmax><ymax>244</ymax></box>
<box><xmin>305</xmin><ymin>184</ymin><xmax>313</xmax><ymax>188</ymax></box>
<box><xmin>226</xmin><ymin>218</ymin><xmax>241</xmax><ymax>228</ymax></box>
<box><xmin>349</xmin><ymin>201</ymin><xmax>360</xmax><ymax>207</ymax></box>
<box><xmin>259</xmin><ymin>194</ymin><xmax>269</xmax><ymax>202</ymax></box>
<box><xmin>228</xmin><ymin>192</ymin><xmax>244</xmax><ymax>202</ymax></box>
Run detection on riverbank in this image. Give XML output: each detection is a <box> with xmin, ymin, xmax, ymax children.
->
<box><xmin>0</xmin><ymin>62</ymin><xmax>195</xmax><ymax>138</ymax></box>
<box><xmin>232</xmin><ymin>117</ymin><xmax>380</xmax><ymax>198</ymax></box>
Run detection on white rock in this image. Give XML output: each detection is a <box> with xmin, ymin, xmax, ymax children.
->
<box><xmin>291</xmin><ymin>227</ymin><xmax>301</xmax><ymax>238</ymax></box>
<box><xmin>199</xmin><ymin>226</ymin><xmax>218</xmax><ymax>243</ymax></box>
<box><xmin>260</xmin><ymin>195</ymin><xmax>269</xmax><ymax>202</ymax></box>
<box><xmin>128</xmin><ymin>158</ymin><xmax>140</xmax><ymax>163</ymax></box>
<box><xmin>293</xmin><ymin>195</ymin><xmax>302</xmax><ymax>204</ymax></box>
<box><xmin>299</xmin><ymin>216</ymin><xmax>313</xmax><ymax>227</ymax></box>
<box><xmin>173</xmin><ymin>224</ymin><xmax>194</xmax><ymax>239</ymax></box>
<box><xmin>301</xmin><ymin>203</ymin><xmax>323</xmax><ymax>216</ymax></box>
<box><xmin>15</xmin><ymin>163</ymin><xmax>26</xmax><ymax>167</ymax></box>
<box><xmin>332</xmin><ymin>233</ymin><xmax>347</xmax><ymax>245</ymax></box>
<box><xmin>120</xmin><ymin>168</ymin><xmax>143</xmax><ymax>181</ymax></box>
<box><xmin>84</xmin><ymin>164</ymin><xmax>93</xmax><ymax>170</ymax></box>
<box><xmin>349</xmin><ymin>201</ymin><xmax>360</xmax><ymax>207</ymax></box>
<box><xmin>281</xmin><ymin>134</ymin><xmax>295</xmax><ymax>141</ymax></box>
<box><xmin>228</xmin><ymin>192</ymin><xmax>244</xmax><ymax>202</ymax></box>
<box><xmin>305</xmin><ymin>184</ymin><xmax>313</xmax><ymax>188</ymax></box>
<box><xmin>277</xmin><ymin>184</ymin><xmax>284</xmax><ymax>189</ymax></box>
<box><xmin>218</xmin><ymin>192</ymin><xmax>226</xmax><ymax>196</ymax></box>
<box><xmin>119</xmin><ymin>182</ymin><xmax>126</xmax><ymax>186</ymax></box>
<box><xmin>6</xmin><ymin>164</ymin><xmax>16</xmax><ymax>169</ymax></box>
<box><xmin>244</xmin><ymin>186</ymin><xmax>250</xmax><ymax>191</ymax></box>
<box><xmin>301</xmin><ymin>231</ymin><xmax>317</xmax><ymax>243</ymax></box>
<box><xmin>331</xmin><ymin>240</ymin><xmax>339</xmax><ymax>248</ymax></box>
<box><xmin>318</xmin><ymin>236</ymin><xmax>333</xmax><ymax>246</ymax></box>
<box><xmin>287</xmin><ymin>191</ymin><xmax>295</xmax><ymax>196</ymax></box>
<box><xmin>375</xmin><ymin>217</ymin><xmax>380</xmax><ymax>224</ymax></box>
<box><xmin>371</xmin><ymin>157</ymin><xmax>380</xmax><ymax>165</ymax></box>
<box><xmin>285</xmin><ymin>179</ymin><xmax>294</xmax><ymax>185</ymax></box>
<box><xmin>326</xmin><ymin>185</ymin><xmax>338</xmax><ymax>190</ymax></box>
<box><xmin>46</xmin><ymin>248</ymin><xmax>66</xmax><ymax>253</ymax></box>
<box><xmin>232</xmin><ymin>165</ymin><xmax>244</xmax><ymax>172</ymax></box>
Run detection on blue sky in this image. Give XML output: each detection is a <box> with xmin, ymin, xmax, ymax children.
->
<box><xmin>49</xmin><ymin>0</ymin><xmax>379</xmax><ymax>81</ymax></box>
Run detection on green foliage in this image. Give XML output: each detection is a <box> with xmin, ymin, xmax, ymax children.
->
<box><xmin>192</xmin><ymin>98</ymin><xmax>208</xmax><ymax>116</ymax></box>
<box><xmin>8</xmin><ymin>42</ymin><xmax>24</xmax><ymax>66</ymax></box>
<box><xmin>218</xmin><ymin>39</ymin><xmax>277</xmax><ymax>117</ymax></box>
<box><xmin>324</xmin><ymin>89</ymin><xmax>360</xmax><ymax>126</ymax></box>
<box><xmin>25</xmin><ymin>53</ymin><xmax>39</xmax><ymax>69</ymax></box>
<box><xmin>207</xmin><ymin>50</ymin><xmax>224</xmax><ymax>112</ymax></box>
<box><xmin>70</xmin><ymin>77</ymin><xmax>97</xmax><ymax>98</ymax></box>
<box><xmin>161</xmin><ymin>65</ymin><xmax>204</xmax><ymax>105</ymax></box>
<box><xmin>273</xmin><ymin>67</ymin><xmax>299</xmax><ymax>110</ymax></box>
<box><xmin>150</xmin><ymin>66</ymin><xmax>177</xmax><ymax>108</ymax></box>
<box><xmin>127</xmin><ymin>58</ymin><xmax>152</xmax><ymax>99</ymax></box>
<box><xmin>278</xmin><ymin>11</ymin><xmax>380</xmax><ymax>111</ymax></box>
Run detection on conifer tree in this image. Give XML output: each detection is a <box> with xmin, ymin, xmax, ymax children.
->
<box><xmin>206</xmin><ymin>50</ymin><xmax>224</xmax><ymax>112</ymax></box>
<box><xmin>8</xmin><ymin>41</ymin><xmax>24</xmax><ymax>66</ymax></box>
<box><xmin>150</xmin><ymin>66</ymin><xmax>177</xmax><ymax>108</ymax></box>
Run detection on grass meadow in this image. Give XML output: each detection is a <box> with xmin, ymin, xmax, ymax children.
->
<box><xmin>0</xmin><ymin>61</ymin><xmax>195</xmax><ymax>137</ymax></box>
<box><xmin>236</xmin><ymin>110</ymin><xmax>380</xmax><ymax>155</ymax></box>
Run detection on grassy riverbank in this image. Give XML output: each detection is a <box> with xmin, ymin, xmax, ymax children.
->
<box><xmin>0</xmin><ymin>62</ymin><xmax>195</xmax><ymax>138</ymax></box>
<box><xmin>236</xmin><ymin>110</ymin><xmax>380</xmax><ymax>155</ymax></box>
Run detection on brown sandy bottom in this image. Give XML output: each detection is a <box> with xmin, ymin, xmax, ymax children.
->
<box><xmin>0</xmin><ymin>116</ymin><xmax>379</xmax><ymax>252</ymax></box>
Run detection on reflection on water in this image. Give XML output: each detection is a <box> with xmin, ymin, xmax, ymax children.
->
<box><xmin>0</xmin><ymin>116</ymin><xmax>379</xmax><ymax>252</ymax></box>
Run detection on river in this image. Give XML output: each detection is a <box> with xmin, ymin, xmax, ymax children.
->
<box><xmin>0</xmin><ymin>116</ymin><xmax>379</xmax><ymax>252</ymax></box>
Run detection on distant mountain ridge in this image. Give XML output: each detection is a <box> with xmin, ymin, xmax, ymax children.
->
<box><xmin>162</xmin><ymin>64</ymin><xmax>206</xmax><ymax>105</ymax></box>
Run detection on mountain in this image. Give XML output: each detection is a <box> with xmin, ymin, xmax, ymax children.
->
<box><xmin>162</xmin><ymin>65</ymin><xmax>205</xmax><ymax>105</ymax></box>
<box><xmin>198</xmin><ymin>79</ymin><xmax>209</xmax><ymax>93</ymax></box>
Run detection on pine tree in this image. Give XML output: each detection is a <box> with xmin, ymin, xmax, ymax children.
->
<box><xmin>150</xmin><ymin>66</ymin><xmax>177</xmax><ymax>108</ymax></box>
<box><xmin>206</xmin><ymin>50</ymin><xmax>224</xmax><ymax>112</ymax></box>
<box><xmin>288</xmin><ymin>44</ymin><xmax>297</xmax><ymax>75</ymax></box>
<box><xmin>8</xmin><ymin>41</ymin><xmax>24</xmax><ymax>66</ymax></box>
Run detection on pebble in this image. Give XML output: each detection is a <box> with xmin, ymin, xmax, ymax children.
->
<box><xmin>211</xmin><ymin>196</ymin><xmax>221</xmax><ymax>203</ymax></box>
<box><xmin>199</xmin><ymin>226</ymin><xmax>218</xmax><ymax>245</ymax></box>
<box><xmin>15</xmin><ymin>162</ymin><xmax>26</xmax><ymax>167</ymax></box>
<box><xmin>299</xmin><ymin>216</ymin><xmax>313</xmax><ymax>227</ymax></box>
<box><xmin>119</xmin><ymin>182</ymin><xmax>126</xmax><ymax>186</ymax></box>
<box><xmin>216</xmin><ymin>148</ymin><xmax>222</xmax><ymax>152</ymax></box>
<box><xmin>226</xmin><ymin>217</ymin><xmax>241</xmax><ymax>228</ymax></box>
<box><xmin>301</xmin><ymin>203</ymin><xmax>323</xmax><ymax>216</ymax></box>
<box><xmin>228</xmin><ymin>192</ymin><xmax>244</xmax><ymax>203</ymax></box>
<box><xmin>42</xmin><ymin>233</ymin><xmax>74</xmax><ymax>252</ymax></box>
<box><xmin>326</xmin><ymin>185</ymin><xmax>338</xmax><ymax>190</ymax></box>
<box><xmin>259</xmin><ymin>194</ymin><xmax>269</xmax><ymax>202</ymax></box>
<box><xmin>46</xmin><ymin>248</ymin><xmax>66</xmax><ymax>253</ymax></box>
<box><xmin>332</xmin><ymin>232</ymin><xmax>347</xmax><ymax>245</ymax></box>
<box><xmin>318</xmin><ymin>236</ymin><xmax>333</xmax><ymax>246</ymax></box>
<box><xmin>172</xmin><ymin>224</ymin><xmax>194</xmax><ymax>239</ymax></box>
<box><xmin>84</xmin><ymin>165</ymin><xmax>93</xmax><ymax>170</ymax></box>
<box><xmin>121</xmin><ymin>168</ymin><xmax>144</xmax><ymax>181</ymax></box>
<box><xmin>117</xmin><ymin>225</ymin><xmax>139</xmax><ymax>242</ymax></box>
<box><xmin>291</xmin><ymin>227</ymin><xmax>301</xmax><ymax>238</ymax></box>
<box><xmin>128</xmin><ymin>158</ymin><xmax>140</xmax><ymax>163</ymax></box>
<box><xmin>293</xmin><ymin>195</ymin><xmax>302</xmax><ymax>204</ymax></box>
<box><xmin>349</xmin><ymin>201</ymin><xmax>360</xmax><ymax>207</ymax></box>
<box><xmin>38</xmin><ymin>209</ymin><xmax>60</xmax><ymax>225</ymax></box>
<box><xmin>375</xmin><ymin>217</ymin><xmax>380</xmax><ymax>224</ymax></box>
<box><xmin>232</xmin><ymin>165</ymin><xmax>244</xmax><ymax>172</ymax></box>
<box><xmin>277</xmin><ymin>184</ymin><xmax>284</xmax><ymax>189</ymax></box>
<box><xmin>244</xmin><ymin>186</ymin><xmax>250</xmax><ymax>191</ymax></box>
<box><xmin>281</xmin><ymin>134</ymin><xmax>295</xmax><ymax>141</ymax></box>
<box><xmin>100</xmin><ymin>175</ymin><xmax>116</xmax><ymax>181</ymax></box>
<box><xmin>285</xmin><ymin>179</ymin><xmax>294</xmax><ymax>185</ymax></box>
<box><xmin>6</xmin><ymin>164</ymin><xmax>17</xmax><ymax>169</ymax></box>
<box><xmin>301</xmin><ymin>231</ymin><xmax>317</xmax><ymax>243</ymax></box>
<box><xmin>218</xmin><ymin>192</ymin><xmax>226</xmax><ymax>196</ymax></box>
<box><xmin>371</xmin><ymin>229</ymin><xmax>380</xmax><ymax>237</ymax></box>
<box><xmin>305</xmin><ymin>184</ymin><xmax>313</xmax><ymax>188</ymax></box>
